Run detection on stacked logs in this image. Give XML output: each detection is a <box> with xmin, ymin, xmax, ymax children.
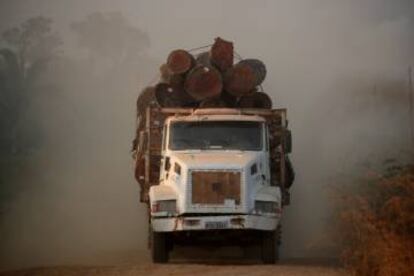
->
<box><xmin>133</xmin><ymin>38</ymin><xmax>276</xmax><ymax>201</ymax></box>
<box><xmin>136</xmin><ymin>37</ymin><xmax>273</xmax><ymax>114</ymax></box>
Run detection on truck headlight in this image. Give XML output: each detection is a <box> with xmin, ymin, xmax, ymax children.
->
<box><xmin>151</xmin><ymin>200</ymin><xmax>177</xmax><ymax>213</ymax></box>
<box><xmin>254</xmin><ymin>200</ymin><xmax>280</xmax><ymax>214</ymax></box>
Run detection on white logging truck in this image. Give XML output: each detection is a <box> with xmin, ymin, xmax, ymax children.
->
<box><xmin>133</xmin><ymin>38</ymin><xmax>294</xmax><ymax>263</ymax></box>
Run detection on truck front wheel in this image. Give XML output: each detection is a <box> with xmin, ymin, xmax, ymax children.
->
<box><xmin>261</xmin><ymin>229</ymin><xmax>280</xmax><ymax>264</ymax></box>
<box><xmin>152</xmin><ymin>230</ymin><xmax>169</xmax><ymax>263</ymax></box>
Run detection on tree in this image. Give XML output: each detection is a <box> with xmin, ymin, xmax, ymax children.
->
<box><xmin>2</xmin><ymin>16</ymin><xmax>62</xmax><ymax>79</ymax></box>
<box><xmin>0</xmin><ymin>49</ymin><xmax>21</xmax><ymax>154</ymax></box>
<box><xmin>71</xmin><ymin>12</ymin><xmax>150</xmax><ymax>65</ymax></box>
<box><xmin>0</xmin><ymin>16</ymin><xmax>62</xmax><ymax>156</ymax></box>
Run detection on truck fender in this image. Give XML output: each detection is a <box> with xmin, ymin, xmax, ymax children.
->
<box><xmin>255</xmin><ymin>186</ymin><xmax>282</xmax><ymax>203</ymax></box>
<box><xmin>149</xmin><ymin>185</ymin><xmax>177</xmax><ymax>204</ymax></box>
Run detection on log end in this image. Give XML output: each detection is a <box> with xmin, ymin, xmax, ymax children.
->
<box><xmin>185</xmin><ymin>65</ymin><xmax>223</xmax><ymax>101</ymax></box>
<box><xmin>238</xmin><ymin>92</ymin><xmax>273</xmax><ymax>109</ymax></box>
<box><xmin>224</xmin><ymin>63</ymin><xmax>256</xmax><ymax>96</ymax></box>
<box><xmin>167</xmin><ymin>49</ymin><xmax>194</xmax><ymax>75</ymax></box>
<box><xmin>211</xmin><ymin>37</ymin><xmax>234</xmax><ymax>72</ymax></box>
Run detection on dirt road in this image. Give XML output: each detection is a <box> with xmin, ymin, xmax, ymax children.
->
<box><xmin>2</xmin><ymin>260</ymin><xmax>345</xmax><ymax>276</ymax></box>
<box><xmin>2</xmin><ymin>264</ymin><xmax>345</xmax><ymax>276</ymax></box>
<box><xmin>1</xmin><ymin>246</ymin><xmax>345</xmax><ymax>275</ymax></box>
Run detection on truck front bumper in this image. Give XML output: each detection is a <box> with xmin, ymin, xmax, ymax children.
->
<box><xmin>151</xmin><ymin>214</ymin><xmax>280</xmax><ymax>232</ymax></box>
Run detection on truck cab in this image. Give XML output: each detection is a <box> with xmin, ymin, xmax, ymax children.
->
<box><xmin>136</xmin><ymin>108</ymin><xmax>292</xmax><ymax>263</ymax></box>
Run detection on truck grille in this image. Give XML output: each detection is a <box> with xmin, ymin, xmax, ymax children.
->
<box><xmin>191</xmin><ymin>171</ymin><xmax>241</xmax><ymax>205</ymax></box>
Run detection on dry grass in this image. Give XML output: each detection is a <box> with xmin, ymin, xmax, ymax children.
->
<box><xmin>335</xmin><ymin>166</ymin><xmax>414</xmax><ymax>276</ymax></box>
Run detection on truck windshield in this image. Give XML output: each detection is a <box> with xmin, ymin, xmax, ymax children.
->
<box><xmin>169</xmin><ymin>121</ymin><xmax>263</xmax><ymax>151</ymax></box>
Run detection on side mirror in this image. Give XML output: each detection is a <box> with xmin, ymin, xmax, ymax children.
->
<box><xmin>284</xmin><ymin>129</ymin><xmax>292</xmax><ymax>154</ymax></box>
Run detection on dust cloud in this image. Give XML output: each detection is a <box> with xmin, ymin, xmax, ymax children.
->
<box><xmin>0</xmin><ymin>0</ymin><xmax>413</xmax><ymax>270</ymax></box>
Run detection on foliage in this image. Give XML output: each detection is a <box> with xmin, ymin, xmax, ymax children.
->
<box><xmin>0</xmin><ymin>16</ymin><xmax>61</xmax><ymax>157</ymax></box>
<box><xmin>71</xmin><ymin>12</ymin><xmax>149</xmax><ymax>64</ymax></box>
<box><xmin>2</xmin><ymin>16</ymin><xmax>62</xmax><ymax>78</ymax></box>
<box><xmin>335</xmin><ymin>165</ymin><xmax>414</xmax><ymax>275</ymax></box>
<box><xmin>0</xmin><ymin>17</ymin><xmax>62</xmax><ymax>210</ymax></box>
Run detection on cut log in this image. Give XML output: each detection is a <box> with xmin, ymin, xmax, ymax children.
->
<box><xmin>160</xmin><ymin>63</ymin><xmax>184</xmax><ymax>87</ymax></box>
<box><xmin>220</xmin><ymin>90</ymin><xmax>238</xmax><ymax>108</ymax></box>
<box><xmin>159</xmin><ymin>63</ymin><xmax>170</xmax><ymax>83</ymax></box>
<box><xmin>238</xmin><ymin>92</ymin><xmax>272</xmax><ymax>109</ymax></box>
<box><xmin>195</xmin><ymin>52</ymin><xmax>212</xmax><ymax>67</ymax></box>
<box><xmin>184</xmin><ymin>65</ymin><xmax>223</xmax><ymax>101</ymax></box>
<box><xmin>155</xmin><ymin>83</ymin><xmax>196</xmax><ymax>107</ymax></box>
<box><xmin>155</xmin><ymin>83</ymin><xmax>181</xmax><ymax>107</ymax></box>
<box><xmin>167</xmin><ymin>49</ymin><xmax>194</xmax><ymax>75</ymax></box>
<box><xmin>224</xmin><ymin>63</ymin><xmax>256</xmax><ymax>96</ymax></box>
<box><xmin>238</xmin><ymin>59</ymin><xmax>267</xmax><ymax>86</ymax></box>
<box><xmin>211</xmin><ymin>37</ymin><xmax>234</xmax><ymax>72</ymax></box>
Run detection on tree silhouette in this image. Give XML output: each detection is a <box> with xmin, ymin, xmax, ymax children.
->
<box><xmin>71</xmin><ymin>12</ymin><xmax>149</xmax><ymax>65</ymax></box>
<box><xmin>0</xmin><ymin>16</ymin><xmax>62</xmax><ymax>156</ymax></box>
<box><xmin>2</xmin><ymin>16</ymin><xmax>62</xmax><ymax>79</ymax></box>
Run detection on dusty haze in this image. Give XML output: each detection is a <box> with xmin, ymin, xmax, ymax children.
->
<box><xmin>0</xmin><ymin>0</ymin><xmax>413</xmax><ymax>270</ymax></box>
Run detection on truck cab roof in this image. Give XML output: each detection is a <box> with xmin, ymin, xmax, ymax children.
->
<box><xmin>166</xmin><ymin>108</ymin><xmax>266</xmax><ymax>124</ymax></box>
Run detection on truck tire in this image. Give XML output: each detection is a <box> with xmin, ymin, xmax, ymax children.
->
<box><xmin>152</xmin><ymin>231</ymin><xmax>169</xmax><ymax>263</ymax></box>
<box><xmin>261</xmin><ymin>230</ymin><xmax>280</xmax><ymax>264</ymax></box>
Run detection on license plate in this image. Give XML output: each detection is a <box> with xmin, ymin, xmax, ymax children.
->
<box><xmin>205</xmin><ymin>221</ymin><xmax>228</xmax><ymax>229</ymax></box>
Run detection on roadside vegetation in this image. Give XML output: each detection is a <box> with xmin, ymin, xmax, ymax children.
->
<box><xmin>335</xmin><ymin>162</ymin><xmax>414</xmax><ymax>275</ymax></box>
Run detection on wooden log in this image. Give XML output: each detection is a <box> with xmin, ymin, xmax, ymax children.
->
<box><xmin>169</xmin><ymin>74</ymin><xmax>185</xmax><ymax>87</ymax></box>
<box><xmin>167</xmin><ymin>49</ymin><xmax>195</xmax><ymax>75</ymax></box>
<box><xmin>211</xmin><ymin>37</ymin><xmax>234</xmax><ymax>72</ymax></box>
<box><xmin>238</xmin><ymin>59</ymin><xmax>267</xmax><ymax>86</ymax></box>
<box><xmin>224</xmin><ymin>59</ymin><xmax>267</xmax><ymax>96</ymax></box>
<box><xmin>195</xmin><ymin>51</ymin><xmax>212</xmax><ymax>67</ymax></box>
<box><xmin>159</xmin><ymin>63</ymin><xmax>170</xmax><ymax>83</ymax></box>
<box><xmin>155</xmin><ymin>83</ymin><xmax>181</xmax><ymax>108</ymax></box>
<box><xmin>224</xmin><ymin>63</ymin><xmax>256</xmax><ymax>96</ymax></box>
<box><xmin>159</xmin><ymin>63</ymin><xmax>184</xmax><ymax>87</ymax></box>
<box><xmin>220</xmin><ymin>90</ymin><xmax>238</xmax><ymax>108</ymax></box>
<box><xmin>238</xmin><ymin>92</ymin><xmax>272</xmax><ymax>109</ymax></box>
<box><xmin>155</xmin><ymin>83</ymin><xmax>196</xmax><ymax>107</ymax></box>
<box><xmin>184</xmin><ymin>65</ymin><xmax>223</xmax><ymax>101</ymax></box>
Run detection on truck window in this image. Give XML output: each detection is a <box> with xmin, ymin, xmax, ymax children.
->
<box><xmin>169</xmin><ymin>121</ymin><xmax>263</xmax><ymax>151</ymax></box>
